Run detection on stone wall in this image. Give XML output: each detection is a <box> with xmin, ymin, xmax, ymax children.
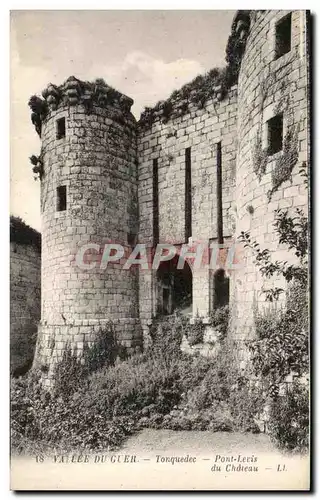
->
<box><xmin>28</xmin><ymin>10</ymin><xmax>309</xmax><ymax>372</ymax></box>
<box><xmin>138</xmin><ymin>89</ymin><xmax>237</xmax><ymax>245</ymax></box>
<box><xmin>33</xmin><ymin>80</ymin><xmax>142</xmax><ymax>380</ymax></box>
<box><xmin>231</xmin><ymin>10</ymin><xmax>309</xmax><ymax>345</ymax></box>
<box><xmin>10</xmin><ymin>240</ymin><xmax>41</xmax><ymax>374</ymax></box>
<box><xmin>137</xmin><ymin>88</ymin><xmax>238</xmax><ymax>339</ymax></box>
<box><xmin>137</xmin><ymin>9</ymin><xmax>309</xmax><ymax>348</ymax></box>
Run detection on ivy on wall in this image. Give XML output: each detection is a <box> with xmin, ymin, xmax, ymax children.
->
<box><xmin>268</xmin><ymin>125</ymin><xmax>299</xmax><ymax>201</ymax></box>
<box><xmin>252</xmin><ymin>123</ymin><xmax>299</xmax><ymax>201</ymax></box>
<box><xmin>251</xmin><ymin>70</ymin><xmax>300</xmax><ymax>201</ymax></box>
<box><xmin>252</xmin><ymin>130</ymin><xmax>268</xmax><ymax>181</ymax></box>
<box><xmin>225</xmin><ymin>10</ymin><xmax>251</xmax><ymax>87</ymax></box>
<box><xmin>10</xmin><ymin>216</ymin><xmax>41</xmax><ymax>251</ymax></box>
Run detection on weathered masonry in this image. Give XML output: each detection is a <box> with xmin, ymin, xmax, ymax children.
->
<box><xmin>10</xmin><ymin>217</ymin><xmax>41</xmax><ymax>375</ymax></box>
<box><xmin>28</xmin><ymin>10</ymin><xmax>309</xmax><ymax>378</ymax></box>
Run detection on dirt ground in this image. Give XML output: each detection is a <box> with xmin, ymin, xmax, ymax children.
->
<box><xmin>11</xmin><ymin>429</ymin><xmax>310</xmax><ymax>490</ymax></box>
<box><xmin>121</xmin><ymin>428</ymin><xmax>278</xmax><ymax>455</ymax></box>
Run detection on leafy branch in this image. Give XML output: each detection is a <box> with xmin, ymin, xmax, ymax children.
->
<box><xmin>239</xmin><ymin>169</ymin><xmax>309</xmax><ymax>397</ymax></box>
<box><xmin>239</xmin><ymin>205</ymin><xmax>308</xmax><ymax>302</ymax></box>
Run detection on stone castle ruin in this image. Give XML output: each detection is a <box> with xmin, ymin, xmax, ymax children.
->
<box><xmin>25</xmin><ymin>10</ymin><xmax>309</xmax><ymax>380</ymax></box>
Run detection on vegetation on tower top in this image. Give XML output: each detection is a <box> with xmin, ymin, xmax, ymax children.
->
<box><xmin>139</xmin><ymin>10</ymin><xmax>251</xmax><ymax>128</ymax></box>
<box><xmin>28</xmin><ymin>77</ymin><xmax>134</xmax><ymax>137</ymax></box>
<box><xmin>10</xmin><ymin>216</ymin><xmax>41</xmax><ymax>251</ymax></box>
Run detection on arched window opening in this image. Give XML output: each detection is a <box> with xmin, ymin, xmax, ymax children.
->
<box><xmin>156</xmin><ymin>255</ymin><xmax>192</xmax><ymax>316</ymax></box>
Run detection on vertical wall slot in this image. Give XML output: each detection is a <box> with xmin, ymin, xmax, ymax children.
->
<box><xmin>216</xmin><ymin>142</ymin><xmax>223</xmax><ymax>245</ymax></box>
<box><xmin>185</xmin><ymin>147</ymin><xmax>192</xmax><ymax>241</ymax></box>
<box><xmin>56</xmin><ymin>117</ymin><xmax>66</xmax><ymax>139</ymax></box>
<box><xmin>56</xmin><ymin>185</ymin><xmax>67</xmax><ymax>212</ymax></box>
<box><xmin>153</xmin><ymin>159</ymin><xmax>159</xmax><ymax>245</ymax></box>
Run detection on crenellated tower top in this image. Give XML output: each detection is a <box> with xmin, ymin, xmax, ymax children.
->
<box><xmin>28</xmin><ymin>76</ymin><xmax>134</xmax><ymax>137</ymax></box>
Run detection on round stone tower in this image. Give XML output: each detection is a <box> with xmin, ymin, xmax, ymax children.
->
<box><xmin>231</xmin><ymin>10</ymin><xmax>309</xmax><ymax>349</ymax></box>
<box><xmin>30</xmin><ymin>77</ymin><xmax>141</xmax><ymax>379</ymax></box>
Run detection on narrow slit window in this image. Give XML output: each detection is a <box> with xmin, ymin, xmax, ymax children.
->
<box><xmin>185</xmin><ymin>147</ymin><xmax>192</xmax><ymax>241</ymax></box>
<box><xmin>275</xmin><ymin>13</ymin><xmax>292</xmax><ymax>59</ymax></box>
<box><xmin>56</xmin><ymin>185</ymin><xmax>67</xmax><ymax>212</ymax></box>
<box><xmin>153</xmin><ymin>159</ymin><xmax>159</xmax><ymax>246</ymax></box>
<box><xmin>216</xmin><ymin>142</ymin><xmax>223</xmax><ymax>245</ymax></box>
<box><xmin>267</xmin><ymin>114</ymin><xmax>283</xmax><ymax>155</ymax></box>
<box><xmin>56</xmin><ymin>117</ymin><xmax>66</xmax><ymax>139</ymax></box>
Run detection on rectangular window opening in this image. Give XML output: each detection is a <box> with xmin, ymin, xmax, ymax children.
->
<box><xmin>275</xmin><ymin>13</ymin><xmax>292</xmax><ymax>59</ymax></box>
<box><xmin>267</xmin><ymin>114</ymin><xmax>283</xmax><ymax>156</ymax></box>
<box><xmin>216</xmin><ymin>142</ymin><xmax>223</xmax><ymax>245</ymax></box>
<box><xmin>56</xmin><ymin>117</ymin><xmax>66</xmax><ymax>139</ymax></box>
<box><xmin>56</xmin><ymin>185</ymin><xmax>67</xmax><ymax>212</ymax></box>
<box><xmin>153</xmin><ymin>159</ymin><xmax>159</xmax><ymax>246</ymax></box>
<box><xmin>185</xmin><ymin>147</ymin><xmax>192</xmax><ymax>241</ymax></box>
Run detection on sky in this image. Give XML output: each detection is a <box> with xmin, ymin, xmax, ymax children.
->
<box><xmin>10</xmin><ymin>10</ymin><xmax>235</xmax><ymax>231</ymax></box>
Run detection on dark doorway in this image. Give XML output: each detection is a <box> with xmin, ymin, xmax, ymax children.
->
<box><xmin>213</xmin><ymin>269</ymin><xmax>230</xmax><ymax>309</ymax></box>
<box><xmin>156</xmin><ymin>254</ymin><xmax>192</xmax><ymax>316</ymax></box>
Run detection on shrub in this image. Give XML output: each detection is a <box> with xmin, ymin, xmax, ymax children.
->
<box><xmin>149</xmin><ymin>313</ymin><xmax>185</xmax><ymax>360</ymax></box>
<box><xmin>53</xmin><ymin>324</ymin><xmax>118</xmax><ymax>400</ymax></box>
<box><xmin>11</xmin><ymin>324</ymin><xmax>131</xmax><ymax>453</ymax></box>
<box><xmin>86</xmin><ymin>353</ymin><xmax>183</xmax><ymax>418</ymax></box>
<box><xmin>178</xmin><ymin>341</ymin><xmax>264</xmax><ymax>433</ymax></box>
<box><xmin>11</xmin><ymin>371</ymin><xmax>47</xmax><ymax>454</ymax></box>
<box><xmin>11</xmin><ymin>319</ymin><xmax>264</xmax><ymax>454</ymax></box>
<box><xmin>239</xmin><ymin>171</ymin><xmax>309</xmax><ymax>451</ymax></box>
<box><xmin>210</xmin><ymin>305</ymin><xmax>230</xmax><ymax>338</ymax></box>
<box><xmin>229</xmin><ymin>377</ymin><xmax>264</xmax><ymax>433</ymax></box>
<box><xmin>268</xmin><ymin>381</ymin><xmax>309</xmax><ymax>453</ymax></box>
<box><xmin>10</xmin><ymin>369</ymin><xmax>137</xmax><ymax>454</ymax></box>
<box><xmin>251</xmin><ymin>281</ymin><xmax>308</xmax><ymax>397</ymax></box>
<box><xmin>185</xmin><ymin>316</ymin><xmax>205</xmax><ymax>346</ymax></box>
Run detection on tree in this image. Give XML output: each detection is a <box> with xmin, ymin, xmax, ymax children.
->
<box><xmin>238</xmin><ymin>165</ymin><xmax>309</xmax><ymax>395</ymax></box>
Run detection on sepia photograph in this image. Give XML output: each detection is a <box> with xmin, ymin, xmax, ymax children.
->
<box><xmin>10</xmin><ymin>8</ymin><xmax>310</xmax><ymax>490</ymax></box>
